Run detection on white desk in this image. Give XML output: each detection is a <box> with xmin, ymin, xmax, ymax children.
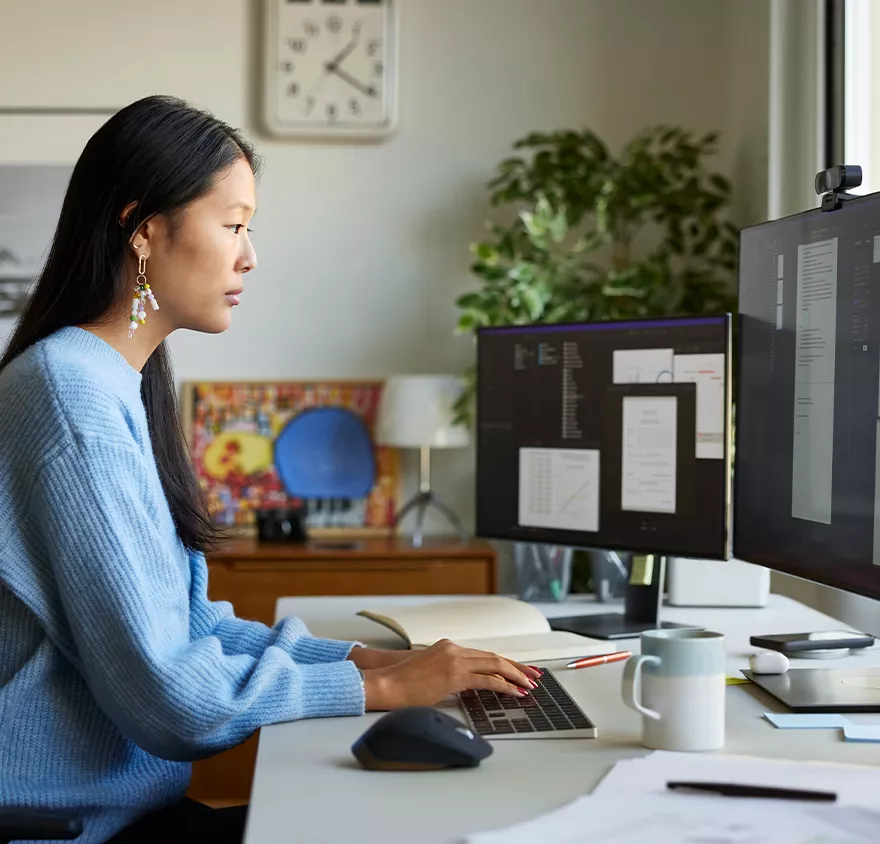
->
<box><xmin>243</xmin><ymin>595</ymin><xmax>880</xmax><ymax>844</ymax></box>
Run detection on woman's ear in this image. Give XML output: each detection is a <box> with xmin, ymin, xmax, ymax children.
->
<box><xmin>131</xmin><ymin>233</ymin><xmax>150</xmax><ymax>261</ymax></box>
<box><xmin>131</xmin><ymin>213</ymin><xmax>164</xmax><ymax>260</ymax></box>
<box><xmin>118</xmin><ymin>200</ymin><xmax>138</xmax><ymax>228</ymax></box>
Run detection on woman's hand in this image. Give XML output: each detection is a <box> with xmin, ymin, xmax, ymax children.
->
<box><xmin>347</xmin><ymin>646</ymin><xmax>413</xmax><ymax>670</ymax></box>
<box><xmin>361</xmin><ymin>639</ymin><xmax>543</xmax><ymax>710</ymax></box>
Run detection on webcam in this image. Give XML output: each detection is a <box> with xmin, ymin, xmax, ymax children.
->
<box><xmin>815</xmin><ymin>164</ymin><xmax>862</xmax><ymax>194</ymax></box>
<box><xmin>816</xmin><ymin>164</ymin><xmax>863</xmax><ymax>211</ymax></box>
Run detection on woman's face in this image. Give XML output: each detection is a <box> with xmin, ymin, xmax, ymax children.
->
<box><xmin>132</xmin><ymin>156</ymin><xmax>258</xmax><ymax>335</ymax></box>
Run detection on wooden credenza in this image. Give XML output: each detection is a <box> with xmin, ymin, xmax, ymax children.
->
<box><xmin>185</xmin><ymin>536</ymin><xmax>498</xmax><ymax>803</ymax></box>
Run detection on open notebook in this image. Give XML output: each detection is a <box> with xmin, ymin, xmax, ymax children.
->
<box><xmin>356</xmin><ymin>597</ymin><xmax>609</xmax><ymax>662</ymax></box>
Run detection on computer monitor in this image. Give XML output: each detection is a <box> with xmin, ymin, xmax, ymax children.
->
<box><xmin>735</xmin><ymin>190</ymin><xmax>880</xmax><ymax>710</ymax></box>
<box><xmin>735</xmin><ymin>192</ymin><xmax>880</xmax><ymax>598</ymax></box>
<box><xmin>475</xmin><ymin>315</ymin><xmax>732</xmax><ymax>639</ymax></box>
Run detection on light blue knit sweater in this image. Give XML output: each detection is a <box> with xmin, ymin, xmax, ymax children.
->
<box><xmin>0</xmin><ymin>327</ymin><xmax>365</xmax><ymax>842</ymax></box>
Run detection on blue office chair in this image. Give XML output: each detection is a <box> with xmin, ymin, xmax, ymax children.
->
<box><xmin>274</xmin><ymin>407</ymin><xmax>377</xmax><ymax>500</ymax></box>
<box><xmin>0</xmin><ymin>810</ymin><xmax>82</xmax><ymax>842</ymax></box>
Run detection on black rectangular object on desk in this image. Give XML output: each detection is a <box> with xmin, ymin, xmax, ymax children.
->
<box><xmin>750</xmin><ymin>632</ymin><xmax>875</xmax><ymax>653</ymax></box>
<box><xmin>742</xmin><ymin>667</ymin><xmax>880</xmax><ymax>712</ymax></box>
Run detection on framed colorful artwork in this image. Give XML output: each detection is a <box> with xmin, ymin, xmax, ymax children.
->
<box><xmin>180</xmin><ymin>380</ymin><xmax>400</xmax><ymax>537</ymax></box>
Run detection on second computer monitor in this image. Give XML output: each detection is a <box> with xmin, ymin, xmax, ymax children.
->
<box><xmin>476</xmin><ymin>315</ymin><xmax>731</xmax><ymax>560</ymax></box>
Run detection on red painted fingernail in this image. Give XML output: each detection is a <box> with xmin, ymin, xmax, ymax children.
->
<box><xmin>528</xmin><ymin>679</ymin><xmax>538</xmax><ymax>689</ymax></box>
<box><xmin>517</xmin><ymin>686</ymin><xmax>530</xmax><ymax>695</ymax></box>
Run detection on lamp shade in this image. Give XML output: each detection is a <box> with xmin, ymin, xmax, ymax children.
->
<box><xmin>376</xmin><ymin>375</ymin><xmax>470</xmax><ymax>449</ymax></box>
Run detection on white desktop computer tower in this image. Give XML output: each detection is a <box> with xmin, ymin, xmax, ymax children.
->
<box><xmin>666</xmin><ymin>556</ymin><xmax>769</xmax><ymax>608</ymax></box>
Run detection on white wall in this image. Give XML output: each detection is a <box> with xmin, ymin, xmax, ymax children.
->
<box><xmin>1</xmin><ymin>0</ymin><xmax>772</xmax><ymax>567</ymax></box>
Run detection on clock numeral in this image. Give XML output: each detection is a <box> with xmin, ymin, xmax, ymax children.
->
<box><xmin>349</xmin><ymin>98</ymin><xmax>361</xmax><ymax>116</ymax></box>
<box><xmin>304</xmin><ymin>21</ymin><xmax>319</xmax><ymax>37</ymax></box>
<box><xmin>287</xmin><ymin>83</ymin><xmax>300</xmax><ymax>97</ymax></box>
<box><xmin>289</xmin><ymin>38</ymin><xmax>307</xmax><ymax>53</ymax></box>
<box><xmin>277</xmin><ymin>60</ymin><xmax>295</xmax><ymax>73</ymax></box>
<box><xmin>304</xmin><ymin>96</ymin><xmax>316</xmax><ymax>116</ymax></box>
<box><xmin>352</xmin><ymin>20</ymin><xmax>363</xmax><ymax>37</ymax></box>
<box><xmin>367</xmin><ymin>39</ymin><xmax>381</xmax><ymax>57</ymax></box>
<box><xmin>327</xmin><ymin>15</ymin><xmax>343</xmax><ymax>34</ymax></box>
<box><xmin>374</xmin><ymin>60</ymin><xmax>383</xmax><ymax>77</ymax></box>
<box><xmin>327</xmin><ymin>103</ymin><xmax>339</xmax><ymax>121</ymax></box>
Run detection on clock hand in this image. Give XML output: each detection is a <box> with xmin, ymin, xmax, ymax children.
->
<box><xmin>325</xmin><ymin>64</ymin><xmax>378</xmax><ymax>98</ymax></box>
<box><xmin>326</xmin><ymin>36</ymin><xmax>359</xmax><ymax>73</ymax></box>
<box><xmin>305</xmin><ymin>36</ymin><xmax>360</xmax><ymax>101</ymax></box>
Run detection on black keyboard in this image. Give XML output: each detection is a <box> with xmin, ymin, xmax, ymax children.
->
<box><xmin>456</xmin><ymin>671</ymin><xmax>597</xmax><ymax>739</ymax></box>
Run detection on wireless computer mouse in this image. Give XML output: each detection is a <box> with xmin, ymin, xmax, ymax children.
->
<box><xmin>351</xmin><ymin>707</ymin><xmax>493</xmax><ymax>771</ymax></box>
<box><xmin>749</xmin><ymin>650</ymin><xmax>790</xmax><ymax>675</ymax></box>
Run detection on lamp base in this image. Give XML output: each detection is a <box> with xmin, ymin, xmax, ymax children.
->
<box><xmin>393</xmin><ymin>490</ymin><xmax>469</xmax><ymax>548</ymax></box>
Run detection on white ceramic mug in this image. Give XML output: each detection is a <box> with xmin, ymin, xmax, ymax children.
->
<box><xmin>621</xmin><ymin>628</ymin><xmax>726</xmax><ymax>751</ymax></box>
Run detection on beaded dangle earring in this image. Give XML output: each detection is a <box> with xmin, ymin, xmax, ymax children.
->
<box><xmin>128</xmin><ymin>254</ymin><xmax>159</xmax><ymax>339</ymax></box>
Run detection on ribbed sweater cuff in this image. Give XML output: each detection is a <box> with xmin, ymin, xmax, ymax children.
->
<box><xmin>212</xmin><ymin>617</ymin><xmax>275</xmax><ymax>655</ymax></box>
<box><xmin>297</xmin><ymin>660</ymin><xmax>365</xmax><ymax>718</ymax></box>
<box><xmin>281</xmin><ymin>629</ymin><xmax>363</xmax><ymax>665</ymax></box>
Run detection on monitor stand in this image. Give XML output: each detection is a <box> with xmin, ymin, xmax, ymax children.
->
<box><xmin>549</xmin><ymin>553</ymin><xmax>694</xmax><ymax>640</ymax></box>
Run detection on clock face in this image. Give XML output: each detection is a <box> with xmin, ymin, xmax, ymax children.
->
<box><xmin>264</xmin><ymin>0</ymin><xmax>397</xmax><ymax>138</ymax></box>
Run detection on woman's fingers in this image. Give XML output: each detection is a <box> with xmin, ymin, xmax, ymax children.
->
<box><xmin>466</xmin><ymin>672</ymin><xmax>529</xmax><ymax>697</ymax></box>
<box><xmin>458</xmin><ymin>647</ymin><xmax>543</xmax><ymax>680</ymax></box>
<box><xmin>465</xmin><ymin>656</ymin><xmax>536</xmax><ymax>689</ymax></box>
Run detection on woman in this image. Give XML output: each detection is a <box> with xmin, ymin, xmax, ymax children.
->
<box><xmin>0</xmin><ymin>95</ymin><xmax>540</xmax><ymax>844</ymax></box>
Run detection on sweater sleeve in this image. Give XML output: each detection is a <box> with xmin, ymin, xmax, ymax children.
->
<box><xmin>187</xmin><ymin>549</ymin><xmax>365</xmax><ymax>663</ymax></box>
<box><xmin>32</xmin><ymin>438</ymin><xmax>365</xmax><ymax>762</ymax></box>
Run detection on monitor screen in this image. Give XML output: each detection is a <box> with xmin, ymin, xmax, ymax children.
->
<box><xmin>476</xmin><ymin>316</ymin><xmax>732</xmax><ymax>559</ymax></box>
<box><xmin>735</xmin><ymin>191</ymin><xmax>880</xmax><ymax>601</ymax></box>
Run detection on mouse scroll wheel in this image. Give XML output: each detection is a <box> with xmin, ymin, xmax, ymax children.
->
<box><xmin>455</xmin><ymin>726</ymin><xmax>474</xmax><ymax>740</ymax></box>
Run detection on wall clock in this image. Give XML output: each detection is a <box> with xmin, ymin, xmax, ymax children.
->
<box><xmin>262</xmin><ymin>0</ymin><xmax>398</xmax><ymax>140</ymax></box>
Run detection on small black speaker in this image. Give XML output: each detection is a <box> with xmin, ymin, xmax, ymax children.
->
<box><xmin>256</xmin><ymin>507</ymin><xmax>308</xmax><ymax>543</ymax></box>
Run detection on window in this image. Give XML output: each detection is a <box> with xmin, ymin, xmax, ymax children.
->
<box><xmin>842</xmin><ymin>0</ymin><xmax>880</xmax><ymax>194</ymax></box>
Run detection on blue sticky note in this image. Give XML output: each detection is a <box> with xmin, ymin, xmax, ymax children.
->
<box><xmin>843</xmin><ymin>724</ymin><xmax>880</xmax><ymax>742</ymax></box>
<box><xmin>763</xmin><ymin>713</ymin><xmax>849</xmax><ymax>729</ymax></box>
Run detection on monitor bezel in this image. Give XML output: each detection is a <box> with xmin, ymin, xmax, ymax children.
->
<box><xmin>474</xmin><ymin>312</ymin><xmax>733</xmax><ymax>561</ymax></box>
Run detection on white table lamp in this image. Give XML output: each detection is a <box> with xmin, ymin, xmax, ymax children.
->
<box><xmin>376</xmin><ymin>375</ymin><xmax>470</xmax><ymax>547</ymax></box>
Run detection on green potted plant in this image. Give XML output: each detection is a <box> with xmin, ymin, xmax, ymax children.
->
<box><xmin>453</xmin><ymin>124</ymin><xmax>739</xmax><ymax>595</ymax></box>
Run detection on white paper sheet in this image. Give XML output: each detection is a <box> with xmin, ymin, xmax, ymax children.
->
<box><xmin>792</xmin><ymin>237</ymin><xmax>838</xmax><ymax>524</ymax></box>
<box><xmin>465</xmin><ymin>752</ymin><xmax>880</xmax><ymax>844</ymax></box>
<box><xmin>672</xmin><ymin>353</ymin><xmax>726</xmax><ymax>459</ymax></box>
<box><xmin>463</xmin><ymin>793</ymin><xmax>880</xmax><ymax>844</ymax></box>
<box><xmin>591</xmin><ymin>751</ymin><xmax>880</xmax><ymax>806</ymax></box>
<box><xmin>621</xmin><ymin>396</ymin><xmax>677</xmax><ymax>514</ymax></box>
<box><xmin>518</xmin><ymin>447</ymin><xmax>600</xmax><ymax>532</ymax></box>
<box><xmin>612</xmin><ymin>348</ymin><xmax>674</xmax><ymax>384</ymax></box>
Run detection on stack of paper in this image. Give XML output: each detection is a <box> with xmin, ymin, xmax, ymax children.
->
<box><xmin>463</xmin><ymin>794</ymin><xmax>880</xmax><ymax>844</ymax></box>
<box><xmin>463</xmin><ymin>752</ymin><xmax>880</xmax><ymax>844</ymax></box>
<box><xmin>592</xmin><ymin>751</ymin><xmax>880</xmax><ymax>805</ymax></box>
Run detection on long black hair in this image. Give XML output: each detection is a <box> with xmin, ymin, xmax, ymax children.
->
<box><xmin>0</xmin><ymin>94</ymin><xmax>261</xmax><ymax>552</ymax></box>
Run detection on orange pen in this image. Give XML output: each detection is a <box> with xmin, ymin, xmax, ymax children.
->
<box><xmin>565</xmin><ymin>651</ymin><xmax>632</xmax><ymax>669</ymax></box>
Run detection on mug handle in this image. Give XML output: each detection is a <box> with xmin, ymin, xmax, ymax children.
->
<box><xmin>621</xmin><ymin>654</ymin><xmax>661</xmax><ymax>720</ymax></box>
